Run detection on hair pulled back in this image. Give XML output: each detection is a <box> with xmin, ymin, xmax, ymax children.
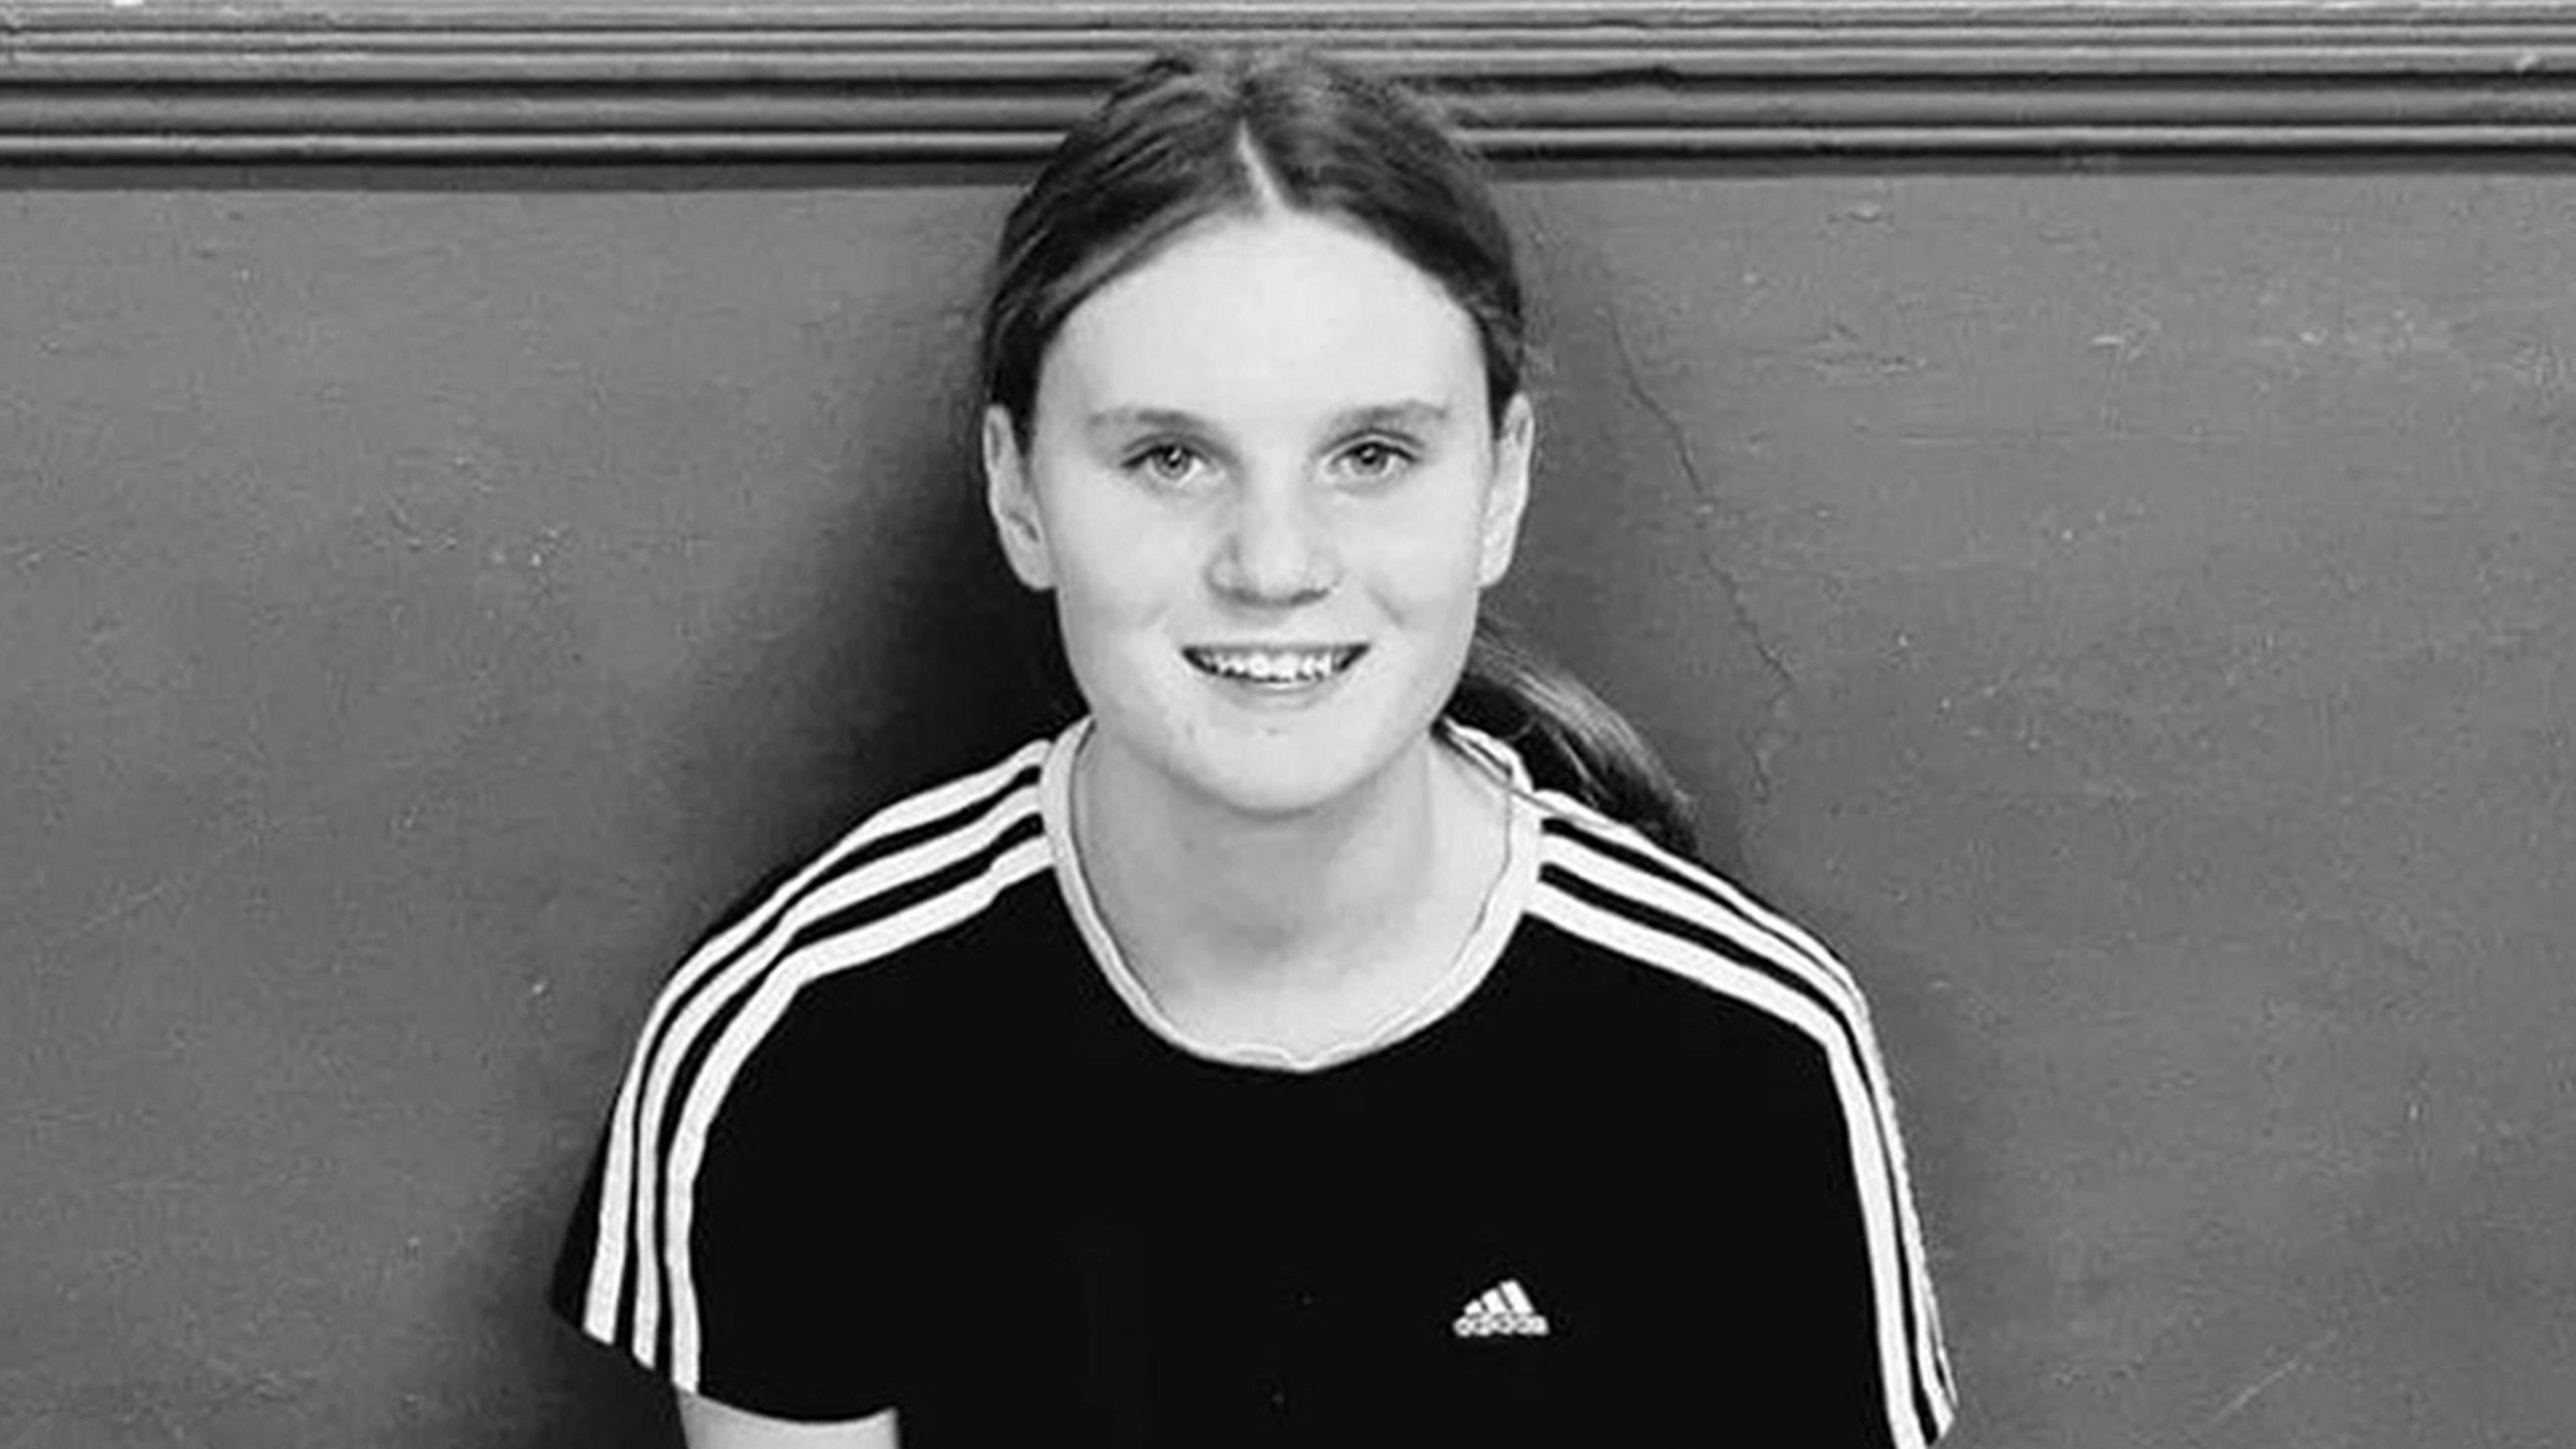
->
<box><xmin>977</xmin><ymin>46</ymin><xmax>1698</xmax><ymax>857</ymax></box>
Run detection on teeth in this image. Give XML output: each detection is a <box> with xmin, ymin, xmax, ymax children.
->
<box><xmin>1189</xmin><ymin>648</ymin><xmax>1352</xmax><ymax>684</ymax></box>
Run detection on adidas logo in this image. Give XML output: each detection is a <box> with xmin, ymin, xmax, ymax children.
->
<box><xmin>1452</xmin><ymin>1278</ymin><xmax>1550</xmax><ymax>1338</ymax></box>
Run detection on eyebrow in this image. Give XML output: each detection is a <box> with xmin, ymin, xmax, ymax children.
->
<box><xmin>1083</xmin><ymin>400</ymin><xmax>1452</xmax><ymax>439</ymax></box>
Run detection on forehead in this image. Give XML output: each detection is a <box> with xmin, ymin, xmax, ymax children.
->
<box><xmin>1041</xmin><ymin>211</ymin><xmax>1483</xmax><ymax>427</ymax></box>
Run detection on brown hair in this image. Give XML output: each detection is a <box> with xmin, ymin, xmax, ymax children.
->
<box><xmin>977</xmin><ymin>47</ymin><xmax>1699</xmax><ymax>856</ymax></box>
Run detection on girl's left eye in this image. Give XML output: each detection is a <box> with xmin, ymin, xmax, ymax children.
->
<box><xmin>1335</xmin><ymin>439</ymin><xmax>1415</xmax><ymax>482</ymax></box>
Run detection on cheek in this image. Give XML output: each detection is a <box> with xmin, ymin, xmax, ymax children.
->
<box><xmin>1353</xmin><ymin>491</ymin><xmax>1495</xmax><ymax>614</ymax></box>
<box><xmin>1041</xmin><ymin>494</ymin><xmax>1195</xmax><ymax>630</ymax></box>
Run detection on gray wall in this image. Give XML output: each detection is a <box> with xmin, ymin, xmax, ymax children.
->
<box><xmin>3</xmin><ymin>159</ymin><xmax>2571</xmax><ymax>1446</ymax></box>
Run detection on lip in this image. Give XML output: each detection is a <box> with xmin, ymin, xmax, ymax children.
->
<box><xmin>1180</xmin><ymin>643</ymin><xmax>1368</xmax><ymax>694</ymax></box>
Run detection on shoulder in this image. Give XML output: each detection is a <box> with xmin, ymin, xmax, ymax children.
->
<box><xmin>607</xmin><ymin>730</ymin><xmax>1067</xmax><ymax>1190</ymax></box>
<box><xmin>644</xmin><ymin>731</ymin><xmax>1064</xmax><ymax>1069</ymax></box>
<box><xmin>1512</xmin><ymin>786</ymin><xmax>1960</xmax><ymax>1448</ymax></box>
<box><xmin>553</xmin><ymin>731</ymin><xmax>1071</xmax><ymax>1401</ymax></box>
<box><xmin>1443</xmin><ymin>716</ymin><xmax>1878</xmax><ymax>1061</ymax></box>
<box><xmin>1515</xmin><ymin>784</ymin><xmax>1881</xmax><ymax>1060</ymax></box>
<box><xmin>698</xmin><ymin>733</ymin><xmax>1059</xmax><ymax>950</ymax></box>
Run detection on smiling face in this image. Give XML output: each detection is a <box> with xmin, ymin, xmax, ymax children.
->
<box><xmin>983</xmin><ymin>207</ymin><xmax>1532</xmax><ymax>822</ymax></box>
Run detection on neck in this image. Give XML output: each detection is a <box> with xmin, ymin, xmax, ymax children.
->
<box><xmin>1073</xmin><ymin>725</ymin><xmax>1497</xmax><ymax>1007</ymax></box>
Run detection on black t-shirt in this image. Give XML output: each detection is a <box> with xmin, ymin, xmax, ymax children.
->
<box><xmin>551</xmin><ymin>721</ymin><xmax>1955</xmax><ymax>1446</ymax></box>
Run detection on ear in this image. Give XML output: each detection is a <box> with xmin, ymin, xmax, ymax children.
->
<box><xmin>1477</xmin><ymin>392</ymin><xmax>1535</xmax><ymax>588</ymax></box>
<box><xmin>982</xmin><ymin>403</ymin><xmax>1055</xmax><ymax>591</ymax></box>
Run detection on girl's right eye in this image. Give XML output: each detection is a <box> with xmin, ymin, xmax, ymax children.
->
<box><xmin>1124</xmin><ymin>442</ymin><xmax>1210</xmax><ymax>488</ymax></box>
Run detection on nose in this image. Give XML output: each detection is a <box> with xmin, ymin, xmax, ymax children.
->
<box><xmin>1208</xmin><ymin>476</ymin><xmax>1338</xmax><ymax>607</ymax></box>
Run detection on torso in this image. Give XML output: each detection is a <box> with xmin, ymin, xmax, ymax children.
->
<box><xmin>551</xmin><ymin>720</ymin><xmax>1955</xmax><ymax>1448</ymax></box>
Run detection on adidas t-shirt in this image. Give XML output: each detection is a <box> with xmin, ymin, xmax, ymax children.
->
<box><xmin>549</xmin><ymin>720</ymin><xmax>1955</xmax><ymax>1446</ymax></box>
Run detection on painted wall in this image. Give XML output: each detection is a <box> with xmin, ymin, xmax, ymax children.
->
<box><xmin>1</xmin><ymin>159</ymin><xmax>2569</xmax><ymax>1446</ymax></box>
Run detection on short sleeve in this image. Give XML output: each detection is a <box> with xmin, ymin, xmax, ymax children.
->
<box><xmin>1523</xmin><ymin>804</ymin><xmax>1957</xmax><ymax>1445</ymax></box>
<box><xmin>1731</xmin><ymin>1016</ymin><xmax>1958</xmax><ymax>1448</ymax></box>
<box><xmin>547</xmin><ymin>956</ymin><xmax>921</xmax><ymax>1424</ymax></box>
<box><xmin>547</xmin><ymin>735</ymin><xmax>1061</xmax><ymax>1424</ymax></box>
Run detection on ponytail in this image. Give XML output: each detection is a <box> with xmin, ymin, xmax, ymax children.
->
<box><xmin>1446</xmin><ymin>612</ymin><xmax>1699</xmax><ymax>858</ymax></box>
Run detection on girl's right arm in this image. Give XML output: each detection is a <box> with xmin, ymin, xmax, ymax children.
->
<box><xmin>678</xmin><ymin>1392</ymin><xmax>898</xmax><ymax>1449</ymax></box>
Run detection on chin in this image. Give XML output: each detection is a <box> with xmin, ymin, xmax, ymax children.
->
<box><xmin>1073</xmin><ymin>642</ymin><xmax>1450</xmax><ymax>820</ymax></box>
<box><xmin>1091</xmin><ymin>714</ymin><xmax>1413</xmax><ymax>824</ymax></box>
<box><xmin>1189</xmin><ymin>711</ymin><xmax>1452</xmax><ymax>819</ymax></box>
<box><xmin>1195</xmin><ymin>761</ymin><xmax>1375</xmax><ymax>820</ymax></box>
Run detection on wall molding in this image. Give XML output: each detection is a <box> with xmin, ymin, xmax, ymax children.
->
<box><xmin>3</xmin><ymin>2</ymin><xmax>2575</xmax><ymax>161</ymax></box>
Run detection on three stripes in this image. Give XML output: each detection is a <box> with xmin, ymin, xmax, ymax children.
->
<box><xmin>576</xmin><ymin>741</ymin><xmax>1055</xmax><ymax>1391</ymax></box>
<box><xmin>1525</xmin><ymin>790</ymin><xmax>1956</xmax><ymax>1449</ymax></box>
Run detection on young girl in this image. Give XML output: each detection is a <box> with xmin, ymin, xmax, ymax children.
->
<box><xmin>553</xmin><ymin>47</ymin><xmax>1955</xmax><ymax>1449</ymax></box>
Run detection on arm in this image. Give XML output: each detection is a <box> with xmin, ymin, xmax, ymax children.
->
<box><xmin>679</xmin><ymin>1392</ymin><xmax>899</xmax><ymax>1449</ymax></box>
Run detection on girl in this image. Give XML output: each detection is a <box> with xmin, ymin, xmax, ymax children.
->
<box><xmin>553</xmin><ymin>46</ymin><xmax>1955</xmax><ymax>1449</ymax></box>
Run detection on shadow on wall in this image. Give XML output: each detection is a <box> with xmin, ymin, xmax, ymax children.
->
<box><xmin>422</xmin><ymin>1178</ymin><xmax>685</xmax><ymax>1449</ymax></box>
<box><xmin>651</xmin><ymin>434</ymin><xmax>1073</xmax><ymax>898</ymax></box>
<box><xmin>427</xmin><ymin>430</ymin><xmax>1067</xmax><ymax>1448</ymax></box>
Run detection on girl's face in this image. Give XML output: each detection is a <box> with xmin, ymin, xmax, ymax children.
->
<box><xmin>983</xmin><ymin>209</ymin><xmax>1532</xmax><ymax>820</ymax></box>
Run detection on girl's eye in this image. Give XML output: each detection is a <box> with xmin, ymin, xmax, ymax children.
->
<box><xmin>1125</xmin><ymin>443</ymin><xmax>1209</xmax><ymax>488</ymax></box>
<box><xmin>1336</xmin><ymin>439</ymin><xmax>1415</xmax><ymax>483</ymax></box>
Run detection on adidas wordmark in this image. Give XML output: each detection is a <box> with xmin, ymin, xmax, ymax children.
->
<box><xmin>1452</xmin><ymin>1279</ymin><xmax>1550</xmax><ymax>1338</ymax></box>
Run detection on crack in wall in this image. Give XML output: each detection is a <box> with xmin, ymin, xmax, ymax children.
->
<box><xmin>2196</xmin><ymin>1326</ymin><xmax>2342</xmax><ymax>1440</ymax></box>
<box><xmin>1605</xmin><ymin>305</ymin><xmax>1798</xmax><ymax>798</ymax></box>
<box><xmin>25</xmin><ymin>809</ymin><xmax>287</xmax><ymax>963</ymax></box>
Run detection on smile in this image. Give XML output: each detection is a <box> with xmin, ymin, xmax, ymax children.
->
<box><xmin>1181</xmin><ymin>644</ymin><xmax>1367</xmax><ymax>688</ymax></box>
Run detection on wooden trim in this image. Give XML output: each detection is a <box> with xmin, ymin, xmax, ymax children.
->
<box><xmin>3</xmin><ymin>3</ymin><xmax>2574</xmax><ymax>161</ymax></box>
